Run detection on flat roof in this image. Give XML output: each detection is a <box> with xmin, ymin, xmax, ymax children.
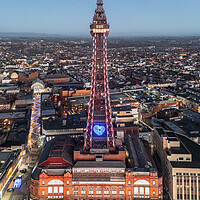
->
<box><xmin>112</xmin><ymin>106</ymin><xmax>135</xmax><ymax>112</ymax></box>
<box><xmin>183</xmin><ymin>109</ymin><xmax>200</xmax><ymax>123</ymax></box>
<box><xmin>43</xmin><ymin>116</ymin><xmax>85</xmax><ymax>130</ymax></box>
<box><xmin>42</xmin><ymin>109</ymin><xmax>56</xmax><ymax>116</ymax></box>
<box><xmin>174</xmin><ymin>118</ymin><xmax>200</xmax><ymax>136</ymax></box>
<box><xmin>0</xmin><ymin>151</ymin><xmax>12</xmax><ymax>163</ymax></box>
<box><xmin>170</xmin><ymin>134</ymin><xmax>200</xmax><ymax>168</ymax></box>
<box><xmin>126</xmin><ymin>138</ymin><xmax>157</xmax><ymax>170</ymax></box>
<box><xmin>0</xmin><ymin>110</ymin><xmax>29</xmax><ymax>119</ymax></box>
<box><xmin>110</xmin><ymin>93</ymin><xmax>128</xmax><ymax>100</ymax></box>
<box><xmin>73</xmin><ymin>161</ymin><xmax>126</xmax><ymax>168</ymax></box>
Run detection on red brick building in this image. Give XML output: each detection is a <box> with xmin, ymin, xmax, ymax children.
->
<box><xmin>44</xmin><ymin>74</ymin><xmax>70</xmax><ymax>84</ymax></box>
<box><xmin>18</xmin><ymin>70</ymin><xmax>39</xmax><ymax>82</ymax></box>
<box><xmin>30</xmin><ymin>136</ymin><xmax>162</xmax><ymax>200</ymax></box>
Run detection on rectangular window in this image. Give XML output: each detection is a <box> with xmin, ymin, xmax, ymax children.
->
<box><xmin>59</xmin><ymin>187</ymin><xmax>63</xmax><ymax>193</ymax></box>
<box><xmin>74</xmin><ymin>188</ymin><xmax>78</xmax><ymax>195</ymax></box>
<box><xmin>54</xmin><ymin>187</ymin><xmax>58</xmax><ymax>193</ymax></box>
<box><xmin>81</xmin><ymin>188</ymin><xmax>86</xmax><ymax>194</ymax></box>
<box><xmin>104</xmin><ymin>188</ymin><xmax>109</xmax><ymax>195</ymax></box>
<box><xmin>67</xmin><ymin>190</ymin><xmax>69</xmax><ymax>195</ymax></box>
<box><xmin>97</xmin><ymin>188</ymin><xmax>101</xmax><ymax>194</ymax></box>
<box><xmin>112</xmin><ymin>188</ymin><xmax>117</xmax><ymax>195</ymax></box>
<box><xmin>128</xmin><ymin>190</ymin><xmax>131</xmax><ymax>196</ymax></box>
<box><xmin>42</xmin><ymin>181</ymin><xmax>44</xmax><ymax>185</ymax></box>
<box><xmin>42</xmin><ymin>191</ymin><xmax>44</xmax><ymax>196</ymax></box>
<box><xmin>89</xmin><ymin>188</ymin><xmax>93</xmax><ymax>195</ymax></box>
<box><xmin>140</xmin><ymin>187</ymin><xmax>144</xmax><ymax>195</ymax></box>
<box><xmin>119</xmin><ymin>188</ymin><xmax>124</xmax><ymax>195</ymax></box>
<box><xmin>153</xmin><ymin>181</ymin><xmax>155</xmax><ymax>185</ymax></box>
<box><xmin>48</xmin><ymin>187</ymin><xmax>52</xmax><ymax>194</ymax></box>
<box><xmin>145</xmin><ymin>187</ymin><xmax>149</xmax><ymax>195</ymax></box>
<box><xmin>134</xmin><ymin>187</ymin><xmax>138</xmax><ymax>195</ymax></box>
<box><xmin>67</xmin><ymin>180</ymin><xmax>69</xmax><ymax>185</ymax></box>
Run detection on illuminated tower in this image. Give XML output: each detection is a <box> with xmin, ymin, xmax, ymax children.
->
<box><xmin>84</xmin><ymin>0</ymin><xmax>115</xmax><ymax>151</ymax></box>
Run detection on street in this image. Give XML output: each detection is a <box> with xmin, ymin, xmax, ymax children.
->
<box><xmin>2</xmin><ymin>163</ymin><xmax>31</xmax><ymax>200</ymax></box>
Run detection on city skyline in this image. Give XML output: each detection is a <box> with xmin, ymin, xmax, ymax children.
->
<box><xmin>1</xmin><ymin>0</ymin><xmax>200</xmax><ymax>37</ymax></box>
<box><xmin>1</xmin><ymin>0</ymin><xmax>200</xmax><ymax>199</ymax></box>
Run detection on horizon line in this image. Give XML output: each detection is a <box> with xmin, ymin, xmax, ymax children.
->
<box><xmin>0</xmin><ymin>32</ymin><xmax>200</xmax><ymax>38</ymax></box>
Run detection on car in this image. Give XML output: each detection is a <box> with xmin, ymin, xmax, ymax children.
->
<box><xmin>20</xmin><ymin>168</ymin><xmax>27</xmax><ymax>173</ymax></box>
<box><xmin>16</xmin><ymin>174</ymin><xmax>23</xmax><ymax>179</ymax></box>
<box><xmin>7</xmin><ymin>188</ymin><xmax>14</xmax><ymax>192</ymax></box>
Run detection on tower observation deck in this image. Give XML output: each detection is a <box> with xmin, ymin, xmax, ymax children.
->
<box><xmin>84</xmin><ymin>0</ymin><xmax>115</xmax><ymax>151</ymax></box>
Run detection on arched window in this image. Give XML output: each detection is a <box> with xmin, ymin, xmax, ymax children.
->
<box><xmin>48</xmin><ymin>179</ymin><xmax>64</xmax><ymax>185</ymax></box>
<box><xmin>134</xmin><ymin>180</ymin><xmax>150</xmax><ymax>185</ymax></box>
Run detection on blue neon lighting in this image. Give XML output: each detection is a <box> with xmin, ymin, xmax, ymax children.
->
<box><xmin>14</xmin><ymin>178</ymin><xmax>22</xmax><ymax>189</ymax></box>
<box><xmin>93</xmin><ymin>125</ymin><xmax>105</xmax><ymax>136</ymax></box>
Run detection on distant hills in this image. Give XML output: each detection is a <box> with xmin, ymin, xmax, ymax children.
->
<box><xmin>0</xmin><ymin>32</ymin><xmax>90</xmax><ymax>38</ymax></box>
<box><xmin>0</xmin><ymin>32</ymin><xmax>199</xmax><ymax>39</ymax></box>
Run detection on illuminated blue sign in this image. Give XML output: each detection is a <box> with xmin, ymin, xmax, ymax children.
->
<box><xmin>93</xmin><ymin>124</ymin><xmax>106</xmax><ymax>136</ymax></box>
<box><xmin>14</xmin><ymin>178</ymin><xmax>22</xmax><ymax>189</ymax></box>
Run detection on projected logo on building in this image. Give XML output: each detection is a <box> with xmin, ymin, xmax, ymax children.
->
<box><xmin>14</xmin><ymin>178</ymin><xmax>22</xmax><ymax>189</ymax></box>
<box><xmin>93</xmin><ymin>124</ymin><xmax>106</xmax><ymax>136</ymax></box>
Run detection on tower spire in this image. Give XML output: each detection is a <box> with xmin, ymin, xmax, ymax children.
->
<box><xmin>84</xmin><ymin>0</ymin><xmax>115</xmax><ymax>151</ymax></box>
<box><xmin>97</xmin><ymin>0</ymin><xmax>103</xmax><ymax>5</ymax></box>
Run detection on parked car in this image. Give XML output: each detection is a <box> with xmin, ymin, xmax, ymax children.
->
<box><xmin>20</xmin><ymin>168</ymin><xmax>27</xmax><ymax>173</ymax></box>
<box><xmin>7</xmin><ymin>188</ymin><xmax>14</xmax><ymax>192</ymax></box>
<box><xmin>16</xmin><ymin>174</ymin><xmax>23</xmax><ymax>179</ymax></box>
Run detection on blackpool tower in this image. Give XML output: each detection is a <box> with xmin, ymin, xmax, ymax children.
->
<box><xmin>84</xmin><ymin>0</ymin><xmax>115</xmax><ymax>151</ymax></box>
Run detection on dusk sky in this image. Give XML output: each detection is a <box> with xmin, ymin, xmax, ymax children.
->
<box><xmin>0</xmin><ymin>0</ymin><xmax>200</xmax><ymax>37</ymax></box>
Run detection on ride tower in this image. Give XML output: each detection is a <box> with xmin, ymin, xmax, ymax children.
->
<box><xmin>84</xmin><ymin>0</ymin><xmax>115</xmax><ymax>151</ymax></box>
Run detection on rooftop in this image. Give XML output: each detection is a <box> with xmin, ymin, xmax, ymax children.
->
<box><xmin>126</xmin><ymin>137</ymin><xmax>157</xmax><ymax>171</ymax></box>
<box><xmin>73</xmin><ymin>161</ymin><xmax>126</xmax><ymax>168</ymax></box>
<box><xmin>0</xmin><ymin>109</ymin><xmax>30</xmax><ymax>120</ymax></box>
<box><xmin>43</xmin><ymin>115</ymin><xmax>85</xmax><ymax>130</ymax></box>
<box><xmin>170</xmin><ymin>134</ymin><xmax>200</xmax><ymax>168</ymax></box>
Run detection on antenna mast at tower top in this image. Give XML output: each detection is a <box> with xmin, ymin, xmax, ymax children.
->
<box><xmin>97</xmin><ymin>0</ymin><xmax>103</xmax><ymax>5</ymax></box>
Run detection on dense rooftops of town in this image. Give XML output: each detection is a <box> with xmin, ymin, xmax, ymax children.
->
<box><xmin>0</xmin><ymin>36</ymin><xmax>200</xmax><ymax>199</ymax></box>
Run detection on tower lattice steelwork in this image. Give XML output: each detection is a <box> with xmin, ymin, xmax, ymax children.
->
<box><xmin>84</xmin><ymin>0</ymin><xmax>115</xmax><ymax>151</ymax></box>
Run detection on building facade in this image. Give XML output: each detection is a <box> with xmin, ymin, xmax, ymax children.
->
<box><xmin>30</xmin><ymin>136</ymin><xmax>162</xmax><ymax>200</ymax></box>
<box><xmin>153</xmin><ymin>128</ymin><xmax>200</xmax><ymax>200</ymax></box>
<box><xmin>31</xmin><ymin>170</ymin><xmax>162</xmax><ymax>200</ymax></box>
